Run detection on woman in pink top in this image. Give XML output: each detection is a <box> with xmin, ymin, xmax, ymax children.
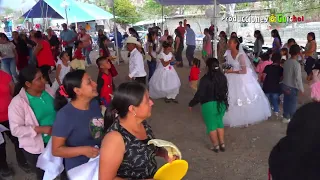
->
<box><xmin>8</xmin><ymin>66</ymin><xmax>55</xmax><ymax>180</ymax></box>
<box><xmin>79</xmin><ymin>29</ymin><xmax>92</xmax><ymax>65</ymax></box>
<box><xmin>256</xmin><ymin>53</ymin><xmax>273</xmax><ymax>82</ymax></box>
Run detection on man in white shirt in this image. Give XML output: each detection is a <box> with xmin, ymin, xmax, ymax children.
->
<box><xmin>126</xmin><ymin>37</ymin><xmax>147</xmax><ymax>84</ymax></box>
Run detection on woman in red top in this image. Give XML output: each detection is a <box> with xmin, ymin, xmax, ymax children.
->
<box><xmin>99</xmin><ymin>36</ymin><xmax>118</xmax><ymax>77</ymax></box>
<box><xmin>33</xmin><ymin>31</ymin><xmax>55</xmax><ymax>86</ymax></box>
<box><xmin>73</xmin><ymin>40</ymin><xmax>85</xmax><ymax>60</ymax></box>
<box><xmin>0</xmin><ymin>70</ymin><xmax>30</xmax><ymax>177</ymax></box>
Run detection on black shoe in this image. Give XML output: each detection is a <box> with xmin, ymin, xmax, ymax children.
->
<box><xmin>210</xmin><ymin>145</ymin><xmax>219</xmax><ymax>153</ymax></box>
<box><xmin>164</xmin><ymin>98</ymin><xmax>171</xmax><ymax>103</ymax></box>
<box><xmin>220</xmin><ymin>143</ymin><xmax>226</xmax><ymax>152</ymax></box>
<box><xmin>18</xmin><ymin>162</ymin><xmax>31</xmax><ymax>173</ymax></box>
<box><xmin>0</xmin><ymin>167</ymin><xmax>14</xmax><ymax>178</ymax></box>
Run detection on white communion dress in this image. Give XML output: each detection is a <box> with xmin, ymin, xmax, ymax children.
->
<box><xmin>51</xmin><ymin>59</ymin><xmax>71</xmax><ymax>92</ymax></box>
<box><xmin>149</xmin><ymin>52</ymin><xmax>181</xmax><ymax>99</ymax></box>
<box><xmin>223</xmin><ymin>51</ymin><xmax>271</xmax><ymax>127</ymax></box>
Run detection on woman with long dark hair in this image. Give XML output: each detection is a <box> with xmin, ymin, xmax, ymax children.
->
<box><xmin>8</xmin><ymin>66</ymin><xmax>56</xmax><ymax>180</ymax></box>
<box><xmin>174</xmin><ymin>28</ymin><xmax>184</xmax><ymax>67</ymax></box>
<box><xmin>271</xmin><ymin>29</ymin><xmax>282</xmax><ymax>53</ymax></box>
<box><xmin>147</xmin><ymin>31</ymin><xmax>158</xmax><ymax>80</ymax></box>
<box><xmin>224</xmin><ymin>37</ymin><xmax>271</xmax><ymax>127</ymax></box>
<box><xmin>254</xmin><ymin>30</ymin><xmax>264</xmax><ymax>58</ymax></box>
<box><xmin>189</xmin><ymin>58</ymin><xmax>229</xmax><ymax>152</ymax></box>
<box><xmin>99</xmin><ymin>82</ymin><xmax>174</xmax><ymax>180</ymax></box>
<box><xmin>129</xmin><ymin>27</ymin><xmax>140</xmax><ymax>41</ymax></box>
<box><xmin>12</xmin><ymin>31</ymin><xmax>29</xmax><ymax>71</ymax></box>
<box><xmin>51</xmin><ymin>70</ymin><xmax>103</xmax><ymax>171</ymax></box>
<box><xmin>46</xmin><ymin>28</ymin><xmax>60</xmax><ymax>62</ymax></box>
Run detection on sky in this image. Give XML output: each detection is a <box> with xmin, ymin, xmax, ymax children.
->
<box><xmin>1</xmin><ymin>0</ymin><xmax>35</xmax><ymax>12</ymax></box>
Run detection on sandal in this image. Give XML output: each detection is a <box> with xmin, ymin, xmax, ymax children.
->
<box><xmin>219</xmin><ymin>143</ymin><xmax>226</xmax><ymax>152</ymax></box>
<box><xmin>164</xmin><ymin>98</ymin><xmax>171</xmax><ymax>103</ymax></box>
<box><xmin>210</xmin><ymin>145</ymin><xmax>220</xmax><ymax>153</ymax></box>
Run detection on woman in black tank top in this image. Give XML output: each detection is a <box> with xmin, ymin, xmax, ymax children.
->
<box><xmin>99</xmin><ymin>82</ymin><xmax>173</xmax><ymax>180</ymax></box>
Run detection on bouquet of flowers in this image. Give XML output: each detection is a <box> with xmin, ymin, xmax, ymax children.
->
<box><xmin>222</xmin><ymin>63</ymin><xmax>232</xmax><ymax>70</ymax></box>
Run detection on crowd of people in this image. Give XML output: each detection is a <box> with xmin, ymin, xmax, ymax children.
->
<box><xmin>0</xmin><ymin>19</ymin><xmax>319</xmax><ymax>180</ymax></box>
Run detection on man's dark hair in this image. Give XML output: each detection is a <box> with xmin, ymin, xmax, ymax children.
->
<box><xmin>187</xmin><ymin>24</ymin><xmax>190</xmax><ymax>28</ymax></box>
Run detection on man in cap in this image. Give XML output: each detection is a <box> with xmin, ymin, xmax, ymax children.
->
<box><xmin>60</xmin><ymin>23</ymin><xmax>77</xmax><ymax>59</ymax></box>
<box><xmin>126</xmin><ymin>37</ymin><xmax>147</xmax><ymax>84</ymax></box>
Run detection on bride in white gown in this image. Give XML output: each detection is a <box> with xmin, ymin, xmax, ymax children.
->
<box><xmin>223</xmin><ymin>37</ymin><xmax>271</xmax><ymax>127</ymax></box>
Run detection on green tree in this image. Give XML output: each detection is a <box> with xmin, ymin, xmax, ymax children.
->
<box><xmin>110</xmin><ymin>0</ymin><xmax>140</xmax><ymax>25</ymax></box>
<box><xmin>139</xmin><ymin>0</ymin><xmax>177</xmax><ymax>19</ymax></box>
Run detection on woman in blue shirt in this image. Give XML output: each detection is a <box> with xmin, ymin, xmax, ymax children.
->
<box><xmin>52</xmin><ymin>70</ymin><xmax>103</xmax><ymax>171</ymax></box>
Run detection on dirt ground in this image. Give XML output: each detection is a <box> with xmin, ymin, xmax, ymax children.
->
<box><xmin>3</xmin><ymin>50</ymin><xmax>311</xmax><ymax>180</ymax></box>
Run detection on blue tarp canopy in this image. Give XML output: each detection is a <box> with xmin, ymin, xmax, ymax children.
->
<box><xmin>22</xmin><ymin>0</ymin><xmax>114</xmax><ymax>23</ymax></box>
<box><xmin>156</xmin><ymin>0</ymin><xmax>259</xmax><ymax>5</ymax></box>
<box><xmin>22</xmin><ymin>0</ymin><xmax>64</xmax><ymax>19</ymax></box>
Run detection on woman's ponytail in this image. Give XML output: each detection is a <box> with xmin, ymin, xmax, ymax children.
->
<box><xmin>103</xmin><ymin>105</ymin><xmax>117</xmax><ymax>132</ymax></box>
<box><xmin>54</xmin><ymin>89</ymin><xmax>68</xmax><ymax>111</ymax></box>
<box><xmin>13</xmin><ymin>82</ymin><xmax>23</xmax><ymax>97</ymax></box>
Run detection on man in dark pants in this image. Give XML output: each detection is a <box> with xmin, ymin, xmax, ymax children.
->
<box><xmin>184</xmin><ymin>20</ymin><xmax>196</xmax><ymax>67</ymax></box>
<box><xmin>126</xmin><ymin>37</ymin><xmax>147</xmax><ymax>84</ymax></box>
<box><xmin>0</xmin><ymin>121</ymin><xmax>31</xmax><ymax>177</ymax></box>
<box><xmin>60</xmin><ymin>23</ymin><xmax>77</xmax><ymax>60</ymax></box>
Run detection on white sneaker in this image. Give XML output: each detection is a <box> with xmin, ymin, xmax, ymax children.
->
<box><xmin>282</xmin><ymin>118</ymin><xmax>290</xmax><ymax>124</ymax></box>
<box><xmin>274</xmin><ymin>112</ymin><xmax>279</xmax><ymax>117</ymax></box>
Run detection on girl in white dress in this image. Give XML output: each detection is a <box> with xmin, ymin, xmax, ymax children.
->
<box><xmin>149</xmin><ymin>42</ymin><xmax>181</xmax><ymax>103</ymax></box>
<box><xmin>223</xmin><ymin>37</ymin><xmax>271</xmax><ymax>127</ymax></box>
<box><xmin>52</xmin><ymin>51</ymin><xmax>71</xmax><ymax>92</ymax></box>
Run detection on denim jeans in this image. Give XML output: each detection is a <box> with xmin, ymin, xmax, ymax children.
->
<box><xmin>83</xmin><ymin>47</ymin><xmax>92</xmax><ymax>65</ymax></box>
<box><xmin>1</xmin><ymin>58</ymin><xmax>17</xmax><ymax>82</ymax></box>
<box><xmin>147</xmin><ymin>59</ymin><xmax>157</xmax><ymax>81</ymax></box>
<box><xmin>186</xmin><ymin>45</ymin><xmax>196</xmax><ymax>66</ymax></box>
<box><xmin>281</xmin><ymin>84</ymin><xmax>298</xmax><ymax>119</ymax></box>
<box><xmin>265</xmin><ymin>93</ymin><xmax>280</xmax><ymax>113</ymax></box>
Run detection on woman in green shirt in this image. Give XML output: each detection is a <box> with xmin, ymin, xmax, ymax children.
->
<box><xmin>9</xmin><ymin>66</ymin><xmax>56</xmax><ymax>180</ymax></box>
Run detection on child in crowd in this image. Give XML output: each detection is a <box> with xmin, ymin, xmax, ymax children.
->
<box><xmin>70</xmin><ymin>41</ymin><xmax>86</xmax><ymax>70</ymax></box>
<box><xmin>96</xmin><ymin>56</ymin><xmax>114</xmax><ymax>107</ymax></box>
<box><xmin>99</xmin><ymin>37</ymin><xmax>118</xmax><ymax>78</ymax></box>
<box><xmin>256</xmin><ymin>53</ymin><xmax>272</xmax><ymax>82</ymax></box>
<box><xmin>262</xmin><ymin>52</ymin><xmax>283</xmax><ymax>117</ymax></box>
<box><xmin>281</xmin><ymin>48</ymin><xmax>288</xmax><ymax>61</ymax></box>
<box><xmin>51</xmin><ymin>51</ymin><xmax>71</xmax><ymax>92</ymax></box>
<box><xmin>73</xmin><ymin>41</ymin><xmax>85</xmax><ymax>60</ymax></box>
<box><xmin>149</xmin><ymin>41</ymin><xmax>181</xmax><ymax>103</ymax></box>
<box><xmin>280</xmin><ymin>48</ymin><xmax>288</xmax><ymax>67</ymax></box>
<box><xmin>189</xmin><ymin>58</ymin><xmax>201</xmax><ymax>94</ymax></box>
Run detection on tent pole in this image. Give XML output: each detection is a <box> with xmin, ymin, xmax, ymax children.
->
<box><xmin>65</xmin><ymin>6</ymin><xmax>68</xmax><ymax>24</ymax></box>
<box><xmin>113</xmin><ymin>0</ymin><xmax>120</xmax><ymax>65</ymax></box>
<box><xmin>214</xmin><ymin>0</ymin><xmax>217</xmax><ymax>58</ymax></box>
<box><xmin>161</xmin><ymin>5</ymin><xmax>164</xmax><ymax>33</ymax></box>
